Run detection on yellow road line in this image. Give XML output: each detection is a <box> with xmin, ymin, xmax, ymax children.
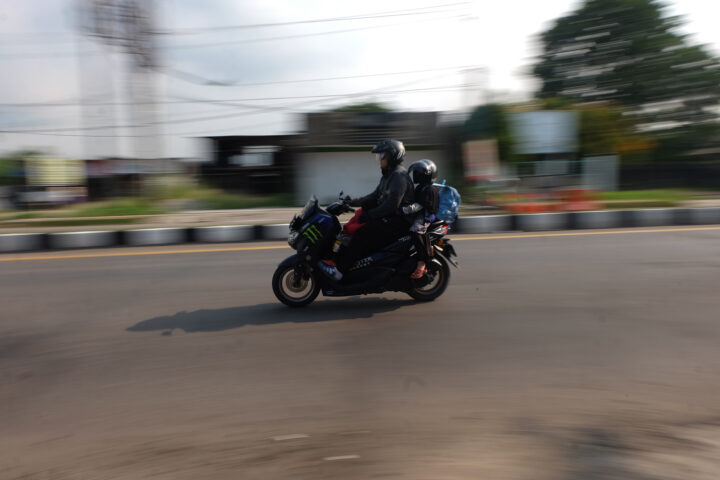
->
<box><xmin>1</xmin><ymin>226</ymin><xmax>720</xmax><ymax>262</ymax></box>
<box><xmin>0</xmin><ymin>245</ymin><xmax>289</xmax><ymax>262</ymax></box>
<box><xmin>452</xmin><ymin>226</ymin><xmax>720</xmax><ymax>241</ymax></box>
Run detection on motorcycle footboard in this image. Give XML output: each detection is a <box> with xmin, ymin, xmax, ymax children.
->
<box><xmin>321</xmin><ymin>268</ymin><xmax>394</xmax><ymax>296</ymax></box>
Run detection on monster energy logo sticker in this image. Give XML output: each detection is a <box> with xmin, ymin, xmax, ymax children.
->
<box><xmin>303</xmin><ymin>225</ymin><xmax>323</xmax><ymax>244</ymax></box>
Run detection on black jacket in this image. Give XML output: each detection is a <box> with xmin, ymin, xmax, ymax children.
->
<box><xmin>351</xmin><ymin>165</ymin><xmax>415</xmax><ymax>222</ymax></box>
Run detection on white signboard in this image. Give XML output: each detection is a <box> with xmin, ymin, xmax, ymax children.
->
<box><xmin>509</xmin><ymin>111</ymin><xmax>579</xmax><ymax>155</ymax></box>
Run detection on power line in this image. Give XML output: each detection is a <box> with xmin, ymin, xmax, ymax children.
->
<box><xmin>0</xmin><ymin>2</ymin><xmax>468</xmax><ymax>43</ymax></box>
<box><xmin>0</xmin><ymin>83</ymin><xmax>467</xmax><ymax>136</ymax></box>
<box><xmin>162</xmin><ymin>13</ymin><xmax>466</xmax><ymax>50</ymax></box>
<box><xmin>0</xmin><ymin>7</ymin><xmax>468</xmax><ymax>59</ymax></box>
<box><xmin>0</xmin><ymin>66</ymin><xmax>471</xmax><ymax>107</ymax></box>
<box><xmin>0</xmin><ymin>68</ymin><xmax>469</xmax><ymax>135</ymax></box>
<box><xmin>159</xmin><ymin>64</ymin><xmax>473</xmax><ymax>88</ymax></box>
<box><xmin>156</xmin><ymin>2</ymin><xmax>470</xmax><ymax>35</ymax></box>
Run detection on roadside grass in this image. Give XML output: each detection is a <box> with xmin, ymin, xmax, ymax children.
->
<box><xmin>0</xmin><ymin>199</ymin><xmax>162</xmax><ymax>220</ymax></box>
<box><xmin>149</xmin><ymin>181</ymin><xmax>295</xmax><ymax>209</ymax></box>
<box><xmin>0</xmin><ymin>217</ymin><xmax>145</xmax><ymax>228</ymax></box>
<box><xmin>0</xmin><ymin>182</ymin><xmax>296</xmax><ymax>222</ymax></box>
<box><xmin>597</xmin><ymin>189</ymin><xmax>695</xmax><ymax>209</ymax></box>
<box><xmin>2</xmin><ymin>184</ymin><xmax>714</xmax><ymax>223</ymax></box>
<box><xmin>71</xmin><ymin>198</ymin><xmax>164</xmax><ymax>217</ymax></box>
<box><xmin>597</xmin><ymin>189</ymin><xmax>691</xmax><ymax>202</ymax></box>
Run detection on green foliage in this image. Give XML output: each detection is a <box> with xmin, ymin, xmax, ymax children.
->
<box><xmin>651</xmin><ymin>123</ymin><xmax>720</xmax><ymax>162</ymax></box>
<box><xmin>0</xmin><ymin>155</ymin><xmax>29</xmax><ymax>186</ymax></box>
<box><xmin>534</xmin><ymin>0</ymin><xmax>720</xmax><ymax>133</ymax></box>
<box><xmin>330</xmin><ymin>102</ymin><xmax>394</xmax><ymax>113</ymax></box>
<box><xmin>598</xmin><ymin>189</ymin><xmax>689</xmax><ymax>202</ymax></box>
<box><xmin>598</xmin><ymin>189</ymin><xmax>692</xmax><ymax>208</ymax></box>
<box><xmin>573</xmin><ymin>102</ymin><xmax>655</xmax><ymax>160</ymax></box>
<box><xmin>149</xmin><ymin>179</ymin><xmax>295</xmax><ymax>209</ymax></box>
<box><xmin>71</xmin><ymin>199</ymin><xmax>164</xmax><ymax>217</ymax></box>
<box><xmin>1</xmin><ymin>218</ymin><xmax>144</xmax><ymax>228</ymax></box>
<box><xmin>463</xmin><ymin>104</ymin><xmax>516</xmax><ymax>163</ymax></box>
<box><xmin>192</xmin><ymin>190</ymin><xmax>294</xmax><ymax>210</ymax></box>
<box><xmin>0</xmin><ymin>150</ymin><xmax>47</xmax><ymax>185</ymax></box>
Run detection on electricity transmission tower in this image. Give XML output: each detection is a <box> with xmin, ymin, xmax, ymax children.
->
<box><xmin>77</xmin><ymin>0</ymin><xmax>163</xmax><ymax>161</ymax></box>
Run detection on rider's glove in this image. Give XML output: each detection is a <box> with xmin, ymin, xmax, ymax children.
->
<box><xmin>402</xmin><ymin>203</ymin><xmax>423</xmax><ymax>215</ymax></box>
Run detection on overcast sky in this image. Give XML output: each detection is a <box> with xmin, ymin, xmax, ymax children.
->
<box><xmin>0</xmin><ymin>0</ymin><xmax>718</xmax><ymax>159</ymax></box>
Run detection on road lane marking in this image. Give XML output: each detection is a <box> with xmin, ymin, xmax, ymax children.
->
<box><xmin>452</xmin><ymin>226</ymin><xmax>720</xmax><ymax>241</ymax></box>
<box><xmin>2</xmin><ymin>226</ymin><xmax>720</xmax><ymax>262</ymax></box>
<box><xmin>0</xmin><ymin>245</ymin><xmax>289</xmax><ymax>262</ymax></box>
<box><xmin>272</xmin><ymin>434</ymin><xmax>309</xmax><ymax>441</ymax></box>
<box><xmin>324</xmin><ymin>455</ymin><xmax>360</xmax><ymax>461</ymax></box>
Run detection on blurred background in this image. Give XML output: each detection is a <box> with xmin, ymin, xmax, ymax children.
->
<box><xmin>0</xmin><ymin>0</ymin><xmax>719</xmax><ymax>217</ymax></box>
<box><xmin>6</xmin><ymin>3</ymin><xmax>720</xmax><ymax>479</ymax></box>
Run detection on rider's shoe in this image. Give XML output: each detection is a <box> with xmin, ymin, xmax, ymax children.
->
<box><xmin>410</xmin><ymin>261</ymin><xmax>427</xmax><ymax>279</ymax></box>
<box><xmin>317</xmin><ymin>260</ymin><xmax>343</xmax><ymax>281</ymax></box>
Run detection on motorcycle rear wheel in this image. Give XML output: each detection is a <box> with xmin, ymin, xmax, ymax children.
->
<box><xmin>272</xmin><ymin>265</ymin><xmax>320</xmax><ymax>307</ymax></box>
<box><xmin>408</xmin><ymin>256</ymin><xmax>450</xmax><ymax>302</ymax></box>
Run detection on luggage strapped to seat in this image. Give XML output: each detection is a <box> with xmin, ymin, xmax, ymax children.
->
<box><xmin>434</xmin><ymin>180</ymin><xmax>461</xmax><ymax>226</ymax></box>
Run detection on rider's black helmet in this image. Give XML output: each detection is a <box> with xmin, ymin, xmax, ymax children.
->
<box><xmin>408</xmin><ymin>159</ymin><xmax>437</xmax><ymax>185</ymax></box>
<box><xmin>371</xmin><ymin>139</ymin><xmax>405</xmax><ymax>167</ymax></box>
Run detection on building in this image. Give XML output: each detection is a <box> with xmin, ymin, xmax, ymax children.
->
<box><xmin>296</xmin><ymin>111</ymin><xmax>449</xmax><ymax>204</ymax></box>
<box><xmin>199</xmin><ymin>135</ymin><xmax>298</xmax><ymax>195</ymax></box>
<box><xmin>197</xmin><ymin>111</ymin><xmax>451</xmax><ymax>205</ymax></box>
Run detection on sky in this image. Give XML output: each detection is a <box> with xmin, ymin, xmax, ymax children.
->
<box><xmin>0</xmin><ymin>0</ymin><xmax>718</xmax><ymax>160</ymax></box>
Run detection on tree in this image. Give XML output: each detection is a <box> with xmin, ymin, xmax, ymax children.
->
<box><xmin>0</xmin><ymin>150</ymin><xmax>40</xmax><ymax>186</ymax></box>
<box><xmin>533</xmin><ymin>0</ymin><xmax>720</xmax><ymax>134</ymax></box>
<box><xmin>537</xmin><ymin>99</ymin><xmax>655</xmax><ymax>159</ymax></box>
<box><xmin>463</xmin><ymin>104</ymin><xmax>515</xmax><ymax>163</ymax></box>
<box><xmin>330</xmin><ymin>102</ymin><xmax>393</xmax><ymax>113</ymax></box>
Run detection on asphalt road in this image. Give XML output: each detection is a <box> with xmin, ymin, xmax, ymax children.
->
<box><xmin>3</xmin><ymin>227</ymin><xmax>720</xmax><ymax>479</ymax></box>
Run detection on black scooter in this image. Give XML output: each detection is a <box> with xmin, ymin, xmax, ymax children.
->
<box><xmin>272</xmin><ymin>196</ymin><xmax>458</xmax><ymax>307</ymax></box>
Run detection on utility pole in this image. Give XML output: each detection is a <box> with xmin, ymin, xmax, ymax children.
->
<box><xmin>77</xmin><ymin>0</ymin><xmax>163</xmax><ymax>171</ymax></box>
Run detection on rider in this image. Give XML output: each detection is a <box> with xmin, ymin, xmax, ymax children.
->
<box><xmin>403</xmin><ymin>159</ymin><xmax>440</xmax><ymax>279</ymax></box>
<box><xmin>317</xmin><ymin>139</ymin><xmax>415</xmax><ymax>280</ymax></box>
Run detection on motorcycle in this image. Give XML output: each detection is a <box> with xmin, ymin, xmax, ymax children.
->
<box><xmin>272</xmin><ymin>195</ymin><xmax>458</xmax><ymax>307</ymax></box>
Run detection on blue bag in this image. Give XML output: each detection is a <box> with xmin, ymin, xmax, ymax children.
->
<box><xmin>434</xmin><ymin>180</ymin><xmax>461</xmax><ymax>225</ymax></box>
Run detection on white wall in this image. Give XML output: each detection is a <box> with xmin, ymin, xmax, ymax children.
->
<box><xmin>296</xmin><ymin>150</ymin><xmax>449</xmax><ymax>205</ymax></box>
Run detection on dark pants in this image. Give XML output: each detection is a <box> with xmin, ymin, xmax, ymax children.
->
<box><xmin>336</xmin><ymin>217</ymin><xmax>410</xmax><ymax>273</ymax></box>
<box><xmin>411</xmin><ymin>232</ymin><xmax>433</xmax><ymax>263</ymax></box>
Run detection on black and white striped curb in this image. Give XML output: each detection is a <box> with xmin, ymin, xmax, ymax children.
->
<box><xmin>2</xmin><ymin>207</ymin><xmax>720</xmax><ymax>253</ymax></box>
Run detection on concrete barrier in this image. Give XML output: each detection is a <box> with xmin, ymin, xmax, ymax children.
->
<box><xmin>2</xmin><ymin>207</ymin><xmax>720</xmax><ymax>253</ymax></box>
<box><xmin>456</xmin><ymin>215</ymin><xmax>512</xmax><ymax>234</ymax></box>
<box><xmin>674</xmin><ymin>208</ymin><xmax>720</xmax><ymax>226</ymax></box>
<box><xmin>626</xmin><ymin>209</ymin><xmax>675</xmax><ymax>227</ymax></box>
<box><xmin>516</xmin><ymin>213</ymin><xmax>569</xmax><ymax>232</ymax></box>
<box><xmin>573</xmin><ymin>210</ymin><xmax>623</xmax><ymax>230</ymax></box>
<box><xmin>194</xmin><ymin>225</ymin><xmax>255</xmax><ymax>243</ymax></box>
<box><xmin>48</xmin><ymin>231</ymin><xmax>118</xmax><ymax>249</ymax></box>
<box><xmin>0</xmin><ymin>233</ymin><xmax>45</xmax><ymax>252</ymax></box>
<box><xmin>260</xmin><ymin>224</ymin><xmax>290</xmax><ymax>241</ymax></box>
<box><xmin>124</xmin><ymin>228</ymin><xmax>188</xmax><ymax>246</ymax></box>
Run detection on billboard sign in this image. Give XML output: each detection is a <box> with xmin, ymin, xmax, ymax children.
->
<box><xmin>25</xmin><ymin>158</ymin><xmax>86</xmax><ymax>186</ymax></box>
<box><xmin>509</xmin><ymin>111</ymin><xmax>579</xmax><ymax>155</ymax></box>
<box><xmin>463</xmin><ymin>139</ymin><xmax>500</xmax><ymax>181</ymax></box>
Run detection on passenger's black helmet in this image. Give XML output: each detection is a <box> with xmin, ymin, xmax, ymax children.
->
<box><xmin>408</xmin><ymin>159</ymin><xmax>437</xmax><ymax>185</ymax></box>
<box><xmin>371</xmin><ymin>139</ymin><xmax>405</xmax><ymax>166</ymax></box>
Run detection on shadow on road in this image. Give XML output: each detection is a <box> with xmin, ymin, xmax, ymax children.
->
<box><xmin>127</xmin><ymin>297</ymin><xmax>416</xmax><ymax>334</ymax></box>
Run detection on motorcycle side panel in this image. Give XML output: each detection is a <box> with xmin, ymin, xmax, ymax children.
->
<box><xmin>321</xmin><ymin>267</ymin><xmax>395</xmax><ymax>297</ymax></box>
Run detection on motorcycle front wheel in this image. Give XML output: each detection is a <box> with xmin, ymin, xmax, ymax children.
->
<box><xmin>272</xmin><ymin>264</ymin><xmax>320</xmax><ymax>307</ymax></box>
<box><xmin>408</xmin><ymin>255</ymin><xmax>450</xmax><ymax>302</ymax></box>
